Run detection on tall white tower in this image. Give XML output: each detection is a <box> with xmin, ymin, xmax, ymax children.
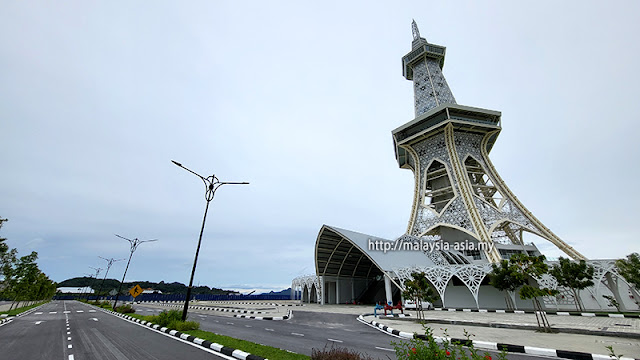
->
<box><xmin>393</xmin><ymin>21</ymin><xmax>585</xmax><ymax>263</ymax></box>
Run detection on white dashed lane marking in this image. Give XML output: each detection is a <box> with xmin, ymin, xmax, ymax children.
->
<box><xmin>291</xmin><ymin>333</ymin><xmax>304</xmax><ymax>337</ymax></box>
<box><xmin>328</xmin><ymin>339</ymin><xmax>343</xmax><ymax>343</ymax></box>
<box><xmin>265</xmin><ymin>328</ymin><xmax>274</xmax><ymax>331</ymax></box>
<box><xmin>375</xmin><ymin>347</ymin><xmax>394</xmax><ymax>352</ymax></box>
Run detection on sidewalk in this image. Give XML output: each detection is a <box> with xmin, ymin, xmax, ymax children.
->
<box><xmin>363</xmin><ymin>313</ymin><xmax>640</xmax><ymax>358</ymax></box>
<box><xmin>407</xmin><ymin>309</ymin><xmax>640</xmax><ymax>336</ymax></box>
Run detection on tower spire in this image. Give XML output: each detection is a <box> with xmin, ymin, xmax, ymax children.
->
<box><xmin>402</xmin><ymin>21</ymin><xmax>456</xmax><ymax>116</ymax></box>
<box><xmin>411</xmin><ymin>19</ymin><xmax>420</xmax><ymax>41</ymax></box>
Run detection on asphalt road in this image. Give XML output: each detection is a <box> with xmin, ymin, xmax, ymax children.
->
<box><xmin>0</xmin><ymin>301</ymin><xmax>230</xmax><ymax>360</ymax></box>
<box><xmin>133</xmin><ymin>303</ymin><xmax>560</xmax><ymax>360</ymax></box>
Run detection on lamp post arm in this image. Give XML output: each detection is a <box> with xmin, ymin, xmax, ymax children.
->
<box><xmin>171</xmin><ymin>160</ymin><xmax>206</xmax><ymax>181</ymax></box>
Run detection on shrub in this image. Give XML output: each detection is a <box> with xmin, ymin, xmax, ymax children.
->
<box><xmin>150</xmin><ymin>310</ymin><xmax>182</xmax><ymax>327</ymax></box>
<box><xmin>392</xmin><ymin>327</ymin><xmax>509</xmax><ymax>360</ymax></box>
<box><xmin>115</xmin><ymin>304</ymin><xmax>135</xmax><ymax>314</ymax></box>
<box><xmin>311</xmin><ymin>346</ymin><xmax>374</xmax><ymax>360</ymax></box>
<box><xmin>169</xmin><ymin>320</ymin><xmax>200</xmax><ymax>331</ymax></box>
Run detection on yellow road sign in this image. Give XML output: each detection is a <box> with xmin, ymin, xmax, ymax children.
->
<box><xmin>129</xmin><ymin>284</ymin><xmax>143</xmax><ymax>298</ymax></box>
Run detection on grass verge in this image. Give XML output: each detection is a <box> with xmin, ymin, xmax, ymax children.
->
<box><xmin>0</xmin><ymin>301</ymin><xmax>48</xmax><ymax>316</ymax></box>
<box><xmin>116</xmin><ymin>310</ymin><xmax>309</xmax><ymax>359</ymax></box>
<box><xmin>184</xmin><ymin>330</ymin><xmax>310</xmax><ymax>360</ymax></box>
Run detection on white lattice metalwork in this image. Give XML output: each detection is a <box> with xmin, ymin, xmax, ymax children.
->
<box><xmin>413</xmin><ymin>59</ymin><xmax>457</xmax><ymax>116</ymax></box>
<box><xmin>455</xmin><ymin>264</ymin><xmax>493</xmax><ymax>307</ymax></box>
<box><xmin>393</xmin><ymin>264</ymin><xmax>493</xmax><ymax>307</ymax></box>
<box><xmin>292</xmin><ymin>274</ymin><xmax>322</xmax><ymax>303</ymax></box>
<box><xmin>391</xmin><ymin>260</ymin><xmax>632</xmax><ymax>310</ymax></box>
<box><xmin>409</xmin><ymin>134</ymin><xmax>474</xmax><ymax>236</ymax></box>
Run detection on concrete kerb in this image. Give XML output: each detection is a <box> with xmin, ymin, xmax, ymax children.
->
<box><xmin>154</xmin><ymin>302</ymin><xmax>293</xmax><ymax>320</ymax></box>
<box><xmin>137</xmin><ymin>300</ymin><xmax>303</xmax><ymax>307</ymax></box>
<box><xmin>357</xmin><ymin>315</ymin><xmax>637</xmax><ymax>360</ymax></box>
<box><xmin>156</xmin><ymin>302</ymin><xmax>268</xmax><ymax>315</ymax></box>
<box><xmin>0</xmin><ymin>302</ymin><xmax>49</xmax><ymax>326</ymax></box>
<box><xmin>434</xmin><ymin>307</ymin><xmax>640</xmax><ymax>318</ymax></box>
<box><xmin>88</xmin><ymin>302</ymin><xmax>269</xmax><ymax>360</ymax></box>
<box><xmin>233</xmin><ymin>310</ymin><xmax>292</xmax><ymax>321</ymax></box>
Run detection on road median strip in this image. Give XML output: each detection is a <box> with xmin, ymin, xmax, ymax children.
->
<box><xmin>86</xmin><ymin>301</ymin><xmax>306</xmax><ymax>360</ymax></box>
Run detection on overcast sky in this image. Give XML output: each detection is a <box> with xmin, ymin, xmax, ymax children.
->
<box><xmin>1</xmin><ymin>1</ymin><xmax>639</xmax><ymax>293</ymax></box>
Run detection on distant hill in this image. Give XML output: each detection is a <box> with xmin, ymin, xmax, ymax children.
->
<box><xmin>57</xmin><ymin>277</ymin><xmax>234</xmax><ymax>296</ymax></box>
<box><xmin>259</xmin><ymin>288</ymin><xmax>291</xmax><ymax>296</ymax></box>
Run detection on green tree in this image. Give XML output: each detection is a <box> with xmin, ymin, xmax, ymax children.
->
<box><xmin>616</xmin><ymin>253</ymin><xmax>640</xmax><ymax>291</ymax></box>
<box><xmin>8</xmin><ymin>251</ymin><xmax>40</xmax><ymax>309</ymax></box>
<box><xmin>550</xmin><ymin>257</ymin><xmax>595</xmax><ymax>311</ymax></box>
<box><xmin>512</xmin><ymin>254</ymin><xmax>557</xmax><ymax>331</ymax></box>
<box><xmin>489</xmin><ymin>259</ymin><xmax>527</xmax><ymax>310</ymax></box>
<box><xmin>0</xmin><ymin>218</ymin><xmax>56</xmax><ymax>306</ymax></box>
<box><xmin>490</xmin><ymin>254</ymin><xmax>556</xmax><ymax>331</ymax></box>
<box><xmin>0</xmin><ymin>218</ymin><xmax>18</xmax><ymax>299</ymax></box>
<box><xmin>402</xmin><ymin>271</ymin><xmax>436</xmax><ymax>320</ymax></box>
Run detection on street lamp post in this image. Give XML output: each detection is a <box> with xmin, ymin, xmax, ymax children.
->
<box><xmin>112</xmin><ymin>235</ymin><xmax>157</xmax><ymax>311</ymax></box>
<box><xmin>87</xmin><ymin>267</ymin><xmax>102</xmax><ymax>301</ymax></box>
<box><xmin>171</xmin><ymin>160</ymin><xmax>248</xmax><ymax>321</ymax></box>
<box><xmin>96</xmin><ymin>256</ymin><xmax>125</xmax><ymax>301</ymax></box>
<box><xmin>81</xmin><ymin>272</ymin><xmax>93</xmax><ymax>300</ymax></box>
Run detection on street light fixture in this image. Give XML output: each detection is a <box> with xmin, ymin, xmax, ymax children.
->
<box><xmin>96</xmin><ymin>256</ymin><xmax>125</xmax><ymax>300</ymax></box>
<box><xmin>112</xmin><ymin>234</ymin><xmax>157</xmax><ymax>311</ymax></box>
<box><xmin>171</xmin><ymin>160</ymin><xmax>249</xmax><ymax>321</ymax></box>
